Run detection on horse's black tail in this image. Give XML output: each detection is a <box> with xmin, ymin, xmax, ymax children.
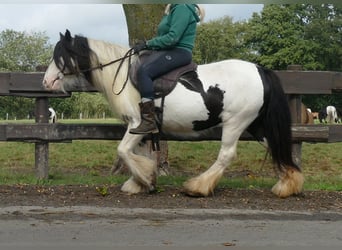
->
<box><xmin>249</xmin><ymin>67</ymin><xmax>300</xmax><ymax>172</ymax></box>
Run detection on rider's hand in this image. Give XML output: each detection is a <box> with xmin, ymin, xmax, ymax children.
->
<box><xmin>132</xmin><ymin>41</ymin><xmax>147</xmax><ymax>54</ymax></box>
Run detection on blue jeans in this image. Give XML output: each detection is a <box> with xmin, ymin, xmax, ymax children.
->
<box><xmin>136</xmin><ymin>48</ymin><xmax>192</xmax><ymax>99</ymax></box>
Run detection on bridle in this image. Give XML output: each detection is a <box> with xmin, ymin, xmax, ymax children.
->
<box><xmin>53</xmin><ymin>48</ymin><xmax>135</xmax><ymax>95</ymax></box>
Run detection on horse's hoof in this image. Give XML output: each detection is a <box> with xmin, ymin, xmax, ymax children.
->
<box><xmin>121</xmin><ymin>177</ymin><xmax>143</xmax><ymax>194</ymax></box>
<box><xmin>148</xmin><ymin>184</ymin><xmax>157</xmax><ymax>193</ymax></box>
<box><xmin>183</xmin><ymin>177</ymin><xmax>215</xmax><ymax>197</ymax></box>
<box><xmin>183</xmin><ymin>190</ymin><xmax>206</xmax><ymax>197</ymax></box>
<box><xmin>272</xmin><ymin>167</ymin><xmax>304</xmax><ymax>198</ymax></box>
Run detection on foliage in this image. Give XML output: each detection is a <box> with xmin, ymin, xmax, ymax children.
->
<box><xmin>250</xmin><ymin>4</ymin><xmax>342</xmax><ymax>112</ymax></box>
<box><xmin>193</xmin><ymin>17</ymin><xmax>249</xmax><ymax>64</ymax></box>
<box><xmin>0</xmin><ymin>96</ymin><xmax>35</xmax><ymax>120</ymax></box>
<box><xmin>0</xmin><ymin>29</ymin><xmax>53</xmax><ymax>119</ymax></box>
<box><xmin>72</xmin><ymin>93</ymin><xmax>114</xmax><ymax>119</ymax></box>
<box><xmin>48</xmin><ymin>93</ymin><xmax>115</xmax><ymax>119</ymax></box>
<box><xmin>0</xmin><ymin>29</ymin><xmax>52</xmax><ymax>72</ymax></box>
<box><xmin>244</xmin><ymin>4</ymin><xmax>341</xmax><ymax>71</ymax></box>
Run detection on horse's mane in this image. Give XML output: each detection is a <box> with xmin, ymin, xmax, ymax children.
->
<box><xmin>53</xmin><ymin>30</ymin><xmax>98</xmax><ymax>81</ymax></box>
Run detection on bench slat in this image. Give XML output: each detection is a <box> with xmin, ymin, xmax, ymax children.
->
<box><xmin>1</xmin><ymin>123</ymin><xmax>340</xmax><ymax>143</ymax></box>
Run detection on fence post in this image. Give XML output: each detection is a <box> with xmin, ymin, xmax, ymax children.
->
<box><xmin>35</xmin><ymin>97</ymin><xmax>49</xmax><ymax>179</ymax></box>
<box><xmin>287</xmin><ymin>65</ymin><xmax>303</xmax><ymax>167</ymax></box>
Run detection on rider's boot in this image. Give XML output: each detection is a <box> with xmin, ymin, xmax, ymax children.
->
<box><xmin>129</xmin><ymin>100</ymin><xmax>159</xmax><ymax>134</ymax></box>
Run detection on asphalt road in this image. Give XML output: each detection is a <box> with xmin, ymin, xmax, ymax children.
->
<box><xmin>0</xmin><ymin>206</ymin><xmax>341</xmax><ymax>249</ymax></box>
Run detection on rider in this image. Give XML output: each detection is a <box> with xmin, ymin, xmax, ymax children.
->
<box><xmin>129</xmin><ymin>4</ymin><xmax>205</xmax><ymax>134</ymax></box>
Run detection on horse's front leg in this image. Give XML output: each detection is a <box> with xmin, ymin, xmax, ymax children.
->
<box><xmin>184</xmin><ymin>124</ymin><xmax>242</xmax><ymax>197</ymax></box>
<box><xmin>117</xmin><ymin>130</ymin><xmax>158</xmax><ymax>194</ymax></box>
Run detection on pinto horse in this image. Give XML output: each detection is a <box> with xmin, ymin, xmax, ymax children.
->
<box><xmin>43</xmin><ymin>30</ymin><xmax>303</xmax><ymax>198</ymax></box>
<box><xmin>319</xmin><ymin>105</ymin><xmax>339</xmax><ymax>123</ymax></box>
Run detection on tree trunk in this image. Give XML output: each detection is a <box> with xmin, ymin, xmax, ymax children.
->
<box><xmin>123</xmin><ymin>4</ymin><xmax>165</xmax><ymax>46</ymax></box>
<box><xmin>112</xmin><ymin>4</ymin><xmax>170</xmax><ymax>176</ymax></box>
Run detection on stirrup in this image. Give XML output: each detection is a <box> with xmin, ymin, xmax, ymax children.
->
<box><xmin>151</xmin><ymin>133</ymin><xmax>160</xmax><ymax>151</ymax></box>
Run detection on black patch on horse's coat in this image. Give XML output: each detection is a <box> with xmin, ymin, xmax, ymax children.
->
<box><xmin>192</xmin><ymin>84</ymin><xmax>225</xmax><ymax>131</ymax></box>
<box><xmin>53</xmin><ymin>30</ymin><xmax>94</xmax><ymax>82</ymax></box>
<box><xmin>178</xmin><ymin>72</ymin><xmax>225</xmax><ymax>130</ymax></box>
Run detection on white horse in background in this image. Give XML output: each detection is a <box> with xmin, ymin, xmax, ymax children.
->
<box><xmin>43</xmin><ymin>30</ymin><xmax>304</xmax><ymax>198</ymax></box>
<box><xmin>326</xmin><ymin>106</ymin><xmax>338</xmax><ymax>123</ymax></box>
<box><xmin>48</xmin><ymin>107</ymin><xmax>57</xmax><ymax>123</ymax></box>
<box><xmin>319</xmin><ymin>105</ymin><xmax>339</xmax><ymax>123</ymax></box>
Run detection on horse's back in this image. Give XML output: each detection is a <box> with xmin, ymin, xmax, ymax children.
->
<box><xmin>197</xmin><ymin>59</ymin><xmax>262</xmax><ymax>93</ymax></box>
<box><xmin>198</xmin><ymin>59</ymin><xmax>258</xmax><ymax>80</ymax></box>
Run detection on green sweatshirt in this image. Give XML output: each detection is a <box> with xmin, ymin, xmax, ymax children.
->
<box><xmin>146</xmin><ymin>4</ymin><xmax>200</xmax><ymax>52</ymax></box>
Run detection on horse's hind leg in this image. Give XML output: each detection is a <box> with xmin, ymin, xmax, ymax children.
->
<box><xmin>117</xmin><ymin>131</ymin><xmax>158</xmax><ymax>194</ymax></box>
<box><xmin>271</xmin><ymin>166</ymin><xmax>304</xmax><ymax>198</ymax></box>
<box><xmin>184</xmin><ymin>126</ymin><xmax>241</xmax><ymax>197</ymax></box>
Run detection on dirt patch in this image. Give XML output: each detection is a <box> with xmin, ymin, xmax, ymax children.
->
<box><xmin>0</xmin><ymin>184</ymin><xmax>341</xmax><ymax>212</ymax></box>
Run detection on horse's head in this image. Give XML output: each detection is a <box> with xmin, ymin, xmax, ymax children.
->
<box><xmin>43</xmin><ymin>30</ymin><xmax>93</xmax><ymax>92</ymax></box>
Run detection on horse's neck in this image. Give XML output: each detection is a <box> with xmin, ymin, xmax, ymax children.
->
<box><xmin>87</xmin><ymin>39</ymin><xmax>140</xmax><ymax>119</ymax></box>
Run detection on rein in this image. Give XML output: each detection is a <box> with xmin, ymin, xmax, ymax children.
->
<box><xmin>86</xmin><ymin>48</ymin><xmax>134</xmax><ymax>73</ymax></box>
<box><xmin>111</xmin><ymin>48</ymin><xmax>135</xmax><ymax>95</ymax></box>
<box><xmin>56</xmin><ymin>48</ymin><xmax>135</xmax><ymax>95</ymax></box>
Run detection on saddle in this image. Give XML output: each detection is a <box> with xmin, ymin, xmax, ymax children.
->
<box><xmin>129</xmin><ymin>50</ymin><xmax>199</xmax><ymax>98</ymax></box>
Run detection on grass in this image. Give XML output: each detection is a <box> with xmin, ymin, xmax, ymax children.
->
<box><xmin>0</xmin><ymin>119</ymin><xmax>341</xmax><ymax>191</ymax></box>
<box><xmin>0</xmin><ymin>139</ymin><xmax>341</xmax><ymax>191</ymax></box>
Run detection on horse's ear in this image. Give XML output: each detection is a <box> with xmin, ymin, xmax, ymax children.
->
<box><xmin>65</xmin><ymin>29</ymin><xmax>72</xmax><ymax>41</ymax></box>
<box><xmin>59</xmin><ymin>32</ymin><xmax>64</xmax><ymax>40</ymax></box>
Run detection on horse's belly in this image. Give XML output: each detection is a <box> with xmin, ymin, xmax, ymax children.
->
<box><xmin>155</xmin><ymin>85</ymin><xmax>209</xmax><ymax>133</ymax></box>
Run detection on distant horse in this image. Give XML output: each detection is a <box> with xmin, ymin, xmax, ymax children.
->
<box><xmin>335</xmin><ymin>107</ymin><xmax>342</xmax><ymax>123</ymax></box>
<box><xmin>48</xmin><ymin>107</ymin><xmax>57</xmax><ymax>123</ymax></box>
<box><xmin>311</xmin><ymin>112</ymin><xmax>319</xmax><ymax>120</ymax></box>
<box><xmin>301</xmin><ymin>104</ymin><xmax>314</xmax><ymax>124</ymax></box>
<box><xmin>43</xmin><ymin>30</ymin><xmax>303</xmax><ymax>198</ymax></box>
<box><xmin>319</xmin><ymin>106</ymin><xmax>338</xmax><ymax>123</ymax></box>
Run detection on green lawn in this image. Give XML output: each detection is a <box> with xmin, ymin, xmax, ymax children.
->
<box><xmin>0</xmin><ymin>119</ymin><xmax>341</xmax><ymax>190</ymax></box>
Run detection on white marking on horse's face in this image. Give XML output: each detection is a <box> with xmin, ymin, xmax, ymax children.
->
<box><xmin>42</xmin><ymin>59</ymin><xmax>64</xmax><ymax>91</ymax></box>
<box><xmin>43</xmin><ymin>57</ymin><xmax>79</xmax><ymax>92</ymax></box>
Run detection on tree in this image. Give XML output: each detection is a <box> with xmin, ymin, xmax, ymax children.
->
<box><xmin>123</xmin><ymin>4</ymin><xmax>165</xmax><ymax>46</ymax></box>
<box><xmin>0</xmin><ymin>29</ymin><xmax>52</xmax><ymax>72</ymax></box>
<box><xmin>0</xmin><ymin>29</ymin><xmax>53</xmax><ymax>119</ymax></box>
<box><xmin>193</xmin><ymin>16</ymin><xmax>249</xmax><ymax>64</ymax></box>
<box><xmin>244</xmin><ymin>4</ymin><xmax>342</xmax><ymax>111</ymax></box>
<box><xmin>245</xmin><ymin>4</ymin><xmax>341</xmax><ymax>71</ymax></box>
<box><xmin>302</xmin><ymin>4</ymin><xmax>342</xmax><ymax>71</ymax></box>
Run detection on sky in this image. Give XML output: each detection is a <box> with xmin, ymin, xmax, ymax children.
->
<box><xmin>0</xmin><ymin>4</ymin><xmax>264</xmax><ymax>47</ymax></box>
